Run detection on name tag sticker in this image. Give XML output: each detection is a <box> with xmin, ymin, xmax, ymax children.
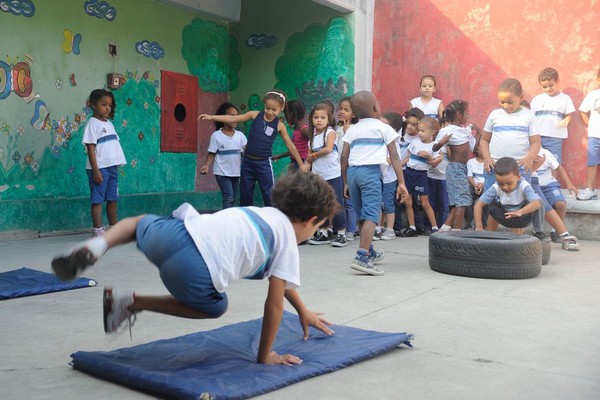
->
<box><xmin>265</xmin><ymin>126</ymin><xmax>275</xmax><ymax>136</ymax></box>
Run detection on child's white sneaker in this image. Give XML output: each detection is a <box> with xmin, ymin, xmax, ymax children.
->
<box><xmin>92</xmin><ymin>227</ymin><xmax>106</xmax><ymax>237</ymax></box>
<box><xmin>380</xmin><ymin>229</ymin><xmax>396</xmax><ymax>240</ymax></box>
<box><xmin>561</xmin><ymin>235</ymin><xmax>579</xmax><ymax>252</ymax></box>
<box><xmin>103</xmin><ymin>287</ymin><xmax>136</xmax><ymax>335</ymax></box>
<box><xmin>576</xmin><ymin>188</ymin><xmax>597</xmax><ymax>200</ymax></box>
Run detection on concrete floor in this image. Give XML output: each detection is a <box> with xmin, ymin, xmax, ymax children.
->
<box><xmin>1</xmin><ymin>233</ymin><xmax>599</xmax><ymax>400</ymax></box>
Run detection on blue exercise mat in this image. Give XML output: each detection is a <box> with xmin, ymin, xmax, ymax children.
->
<box><xmin>0</xmin><ymin>267</ymin><xmax>96</xmax><ymax>300</ymax></box>
<box><xmin>71</xmin><ymin>311</ymin><xmax>413</xmax><ymax>399</ymax></box>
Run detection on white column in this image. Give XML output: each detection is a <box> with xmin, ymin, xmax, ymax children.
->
<box><xmin>352</xmin><ymin>0</ymin><xmax>374</xmax><ymax>91</ymax></box>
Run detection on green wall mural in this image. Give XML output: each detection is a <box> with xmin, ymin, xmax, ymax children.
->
<box><xmin>182</xmin><ymin>18</ymin><xmax>241</xmax><ymax>93</ymax></box>
<box><xmin>275</xmin><ymin>17</ymin><xmax>354</xmax><ymax>110</ymax></box>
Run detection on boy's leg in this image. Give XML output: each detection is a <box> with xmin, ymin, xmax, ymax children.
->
<box><xmin>130</xmin><ymin>294</ymin><xmax>222</xmax><ymax>319</ymax></box>
<box><xmin>486</xmin><ymin>215</ymin><xmax>499</xmax><ymax>231</ymax></box>
<box><xmin>91</xmin><ymin>203</ymin><xmax>103</xmax><ymax>228</ymax></box>
<box><xmin>453</xmin><ymin>206</ymin><xmax>466</xmax><ymax>229</ymax></box>
<box><xmin>105</xmin><ymin>166</ymin><xmax>119</xmax><ymax>226</ymax></box>
<box><xmin>586</xmin><ymin>165</ymin><xmax>598</xmax><ymax>189</ymax></box>
<box><xmin>106</xmin><ymin>201</ymin><xmax>117</xmax><ymax>226</ymax></box>
<box><xmin>345</xmin><ymin>198</ymin><xmax>358</xmax><ymax>233</ymax></box>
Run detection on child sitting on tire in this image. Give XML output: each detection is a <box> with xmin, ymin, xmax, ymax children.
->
<box><xmin>474</xmin><ymin>157</ymin><xmax>541</xmax><ymax>234</ymax></box>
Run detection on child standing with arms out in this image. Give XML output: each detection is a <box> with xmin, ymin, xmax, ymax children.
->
<box><xmin>530</xmin><ymin>67</ymin><xmax>575</xmax><ymax>165</ymax></box>
<box><xmin>306</xmin><ymin>103</ymin><xmax>348</xmax><ymax>247</ymax></box>
<box><xmin>402</xmin><ymin>117</ymin><xmax>440</xmax><ymax>234</ymax></box>
<box><xmin>52</xmin><ymin>172</ymin><xmax>336</xmax><ymax>365</ymax></box>
<box><xmin>577</xmin><ymin>68</ymin><xmax>600</xmax><ymax>200</ymax></box>
<box><xmin>474</xmin><ymin>157</ymin><xmax>541</xmax><ymax>234</ymax></box>
<box><xmin>341</xmin><ymin>91</ymin><xmax>408</xmax><ymax>276</ymax></box>
<box><xmin>336</xmin><ymin>97</ymin><xmax>359</xmax><ymax>240</ymax></box>
<box><xmin>199</xmin><ymin>102</ymin><xmax>247</xmax><ymax>209</ymax></box>
<box><xmin>272</xmin><ymin>99</ymin><xmax>309</xmax><ymax>171</ymax></box>
<box><xmin>82</xmin><ymin>89</ymin><xmax>126</xmax><ymax>237</ymax></box>
<box><xmin>433</xmin><ymin>100</ymin><xmax>477</xmax><ymax>230</ymax></box>
<box><xmin>200</xmin><ymin>90</ymin><xmax>307</xmax><ymax>207</ymax></box>
<box><xmin>410</xmin><ymin>75</ymin><xmax>445</xmax><ymax>120</ymax></box>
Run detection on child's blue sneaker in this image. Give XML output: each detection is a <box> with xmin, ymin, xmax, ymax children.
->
<box><xmin>350</xmin><ymin>254</ymin><xmax>384</xmax><ymax>276</ymax></box>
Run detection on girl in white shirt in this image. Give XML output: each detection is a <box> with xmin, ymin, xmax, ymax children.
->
<box><xmin>409</xmin><ymin>75</ymin><xmax>445</xmax><ymax>120</ymax></box>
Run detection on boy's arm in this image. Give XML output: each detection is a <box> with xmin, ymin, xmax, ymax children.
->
<box><xmin>199</xmin><ymin>111</ymin><xmax>256</xmax><ymax>123</ymax></box>
<box><xmin>473</xmin><ymin>201</ymin><xmax>486</xmax><ymax>231</ymax></box>
<box><xmin>557</xmin><ymin>114</ymin><xmax>572</xmax><ymax>128</ymax></box>
<box><xmin>506</xmin><ymin>200</ymin><xmax>541</xmax><ymax>218</ymax></box>
<box><xmin>199</xmin><ymin>152</ymin><xmax>216</xmax><ymax>175</ymax></box>
<box><xmin>387</xmin><ymin>142</ymin><xmax>408</xmax><ymax>200</ymax></box>
<box><xmin>479</xmin><ymin>130</ymin><xmax>494</xmax><ymax>172</ymax></box>
<box><xmin>285</xmin><ymin>288</ymin><xmax>334</xmax><ymax>340</ymax></box>
<box><xmin>85</xmin><ymin>143</ymin><xmax>103</xmax><ymax>183</ymax></box>
<box><xmin>556</xmin><ymin>165</ymin><xmax>578</xmax><ymax>195</ymax></box>
<box><xmin>580</xmin><ymin>111</ymin><xmax>590</xmax><ymax>127</ymax></box>
<box><xmin>278</xmin><ymin>121</ymin><xmax>308</xmax><ymax>171</ymax></box>
<box><xmin>520</xmin><ymin>135</ymin><xmax>541</xmax><ymax>172</ymax></box>
<box><xmin>341</xmin><ymin>142</ymin><xmax>350</xmax><ymax>198</ymax></box>
<box><xmin>258</xmin><ymin>277</ymin><xmax>302</xmax><ymax>365</ymax></box>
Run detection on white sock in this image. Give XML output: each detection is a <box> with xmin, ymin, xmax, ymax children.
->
<box><xmin>337</xmin><ymin>229</ymin><xmax>346</xmax><ymax>236</ymax></box>
<box><xmin>84</xmin><ymin>236</ymin><xmax>109</xmax><ymax>259</ymax></box>
<box><xmin>319</xmin><ymin>229</ymin><xmax>328</xmax><ymax>235</ymax></box>
<box><xmin>432</xmin><ymin>226</ymin><xmax>439</xmax><ymax>231</ymax></box>
<box><xmin>440</xmin><ymin>224</ymin><xmax>452</xmax><ymax>231</ymax></box>
<box><xmin>560</xmin><ymin>232</ymin><xmax>570</xmax><ymax>237</ymax></box>
<box><xmin>384</xmin><ymin>228</ymin><xmax>394</xmax><ymax>234</ymax></box>
<box><xmin>410</xmin><ymin>225</ymin><xmax>416</xmax><ymax>230</ymax></box>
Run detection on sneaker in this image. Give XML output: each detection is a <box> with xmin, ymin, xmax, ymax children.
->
<box><xmin>394</xmin><ymin>229</ymin><xmax>403</xmax><ymax>237</ymax></box>
<box><xmin>380</xmin><ymin>229</ymin><xmax>396</xmax><ymax>241</ymax></box>
<box><xmin>103</xmin><ymin>287</ymin><xmax>136</xmax><ymax>335</ymax></box>
<box><xmin>92</xmin><ymin>227</ymin><xmax>106</xmax><ymax>237</ymax></box>
<box><xmin>350</xmin><ymin>257</ymin><xmax>384</xmax><ymax>276</ymax></box>
<box><xmin>550</xmin><ymin>231</ymin><xmax>562</xmax><ymax>244</ymax></box>
<box><xmin>308</xmin><ymin>231</ymin><xmax>331</xmax><ymax>245</ymax></box>
<box><xmin>533</xmin><ymin>231</ymin><xmax>549</xmax><ymax>240</ymax></box>
<box><xmin>576</xmin><ymin>188</ymin><xmax>597</xmax><ymax>200</ymax></box>
<box><xmin>561</xmin><ymin>235</ymin><xmax>579</xmax><ymax>251</ymax></box>
<box><xmin>373</xmin><ymin>229</ymin><xmax>382</xmax><ymax>241</ymax></box>
<box><xmin>400</xmin><ymin>228</ymin><xmax>418</xmax><ymax>237</ymax></box>
<box><xmin>345</xmin><ymin>231</ymin><xmax>356</xmax><ymax>241</ymax></box>
<box><xmin>418</xmin><ymin>228</ymin><xmax>432</xmax><ymax>236</ymax></box>
<box><xmin>52</xmin><ymin>246</ymin><xmax>98</xmax><ymax>281</ymax></box>
<box><xmin>368</xmin><ymin>248</ymin><xmax>385</xmax><ymax>264</ymax></box>
<box><xmin>331</xmin><ymin>234</ymin><xmax>348</xmax><ymax>247</ymax></box>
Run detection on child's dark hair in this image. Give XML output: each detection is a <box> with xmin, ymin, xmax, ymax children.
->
<box><xmin>520</xmin><ymin>99</ymin><xmax>530</xmax><ymax>109</ymax></box>
<box><xmin>338</xmin><ymin>96</ymin><xmax>359</xmax><ymax>125</ymax></box>
<box><xmin>214</xmin><ymin>102</ymin><xmax>239</xmax><ymax>130</ymax></box>
<box><xmin>442</xmin><ymin>100</ymin><xmax>468</xmax><ymax>124</ymax></box>
<box><xmin>284</xmin><ymin>99</ymin><xmax>305</xmax><ymax>129</ymax></box>
<box><xmin>350</xmin><ymin>91</ymin><xmax>378</xmax><ymax>119</ymax></box>
<box><xmin>89</xmin><ymin>89</ymin><xmax>115</xmax><ymax>119</ymax></box>
<box><xmin>263</xmin><ymin>89</ymin><xmax>287</xmax><ymax>108</ymax></box>
<box><xmin>382</xmin><ymin>112</ymin><xmax>403</xmax><ymax>132</ymax></box>
<box><xmin>419</xmin><ymin>117</ymin><xmax>440</xmax><ymax>134</ymax></box>
<box><xmin>420</xmin><ymin>75</ymin><xmax>437</xmax><ymax>87</ymax></box>
<box><xmin>494</xmin><ymin>157</ymin><xmax>519</xmax><ymax>176</ymax></box>
<box><xmin>401</xmin><ymin>107</ymin><xmax>425</xmax><ymax>140</ymax></box>
<box><xmin>271</xmin><ymin>171</ymin><xmax>340</xmax><ymax>223</ymax></box>
<box><xmin>308</xmin><ymin>102</ymin><xmax>334</xmax><ymax>148</ymax></box>
<box><xmin>538</xmin><ymin>67</ymin><xmax>559</xmax><ymax>82</ymax></box>
<box><xmin>498</xmin><ymin>78</ymin><xmax>523</xmax><ymax>96</ymax></box>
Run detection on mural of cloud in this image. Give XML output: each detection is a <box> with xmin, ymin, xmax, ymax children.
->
<box><xmin>246</xmin><ymin>34</ymin><xmax>277</xmax><ymax>49</ymax></box>
<box><xmin>0</xmin><ymin>0</ymin><xmax>35</xmax><ymax>17</ymax></box>
<box><xmin>135</xmin><ymin>40</ymin><xmax>165</xmax><ymax>60</ymax></box>
<box><xmin>84</xmin><ymin>0</ymin><xmax>116</xmax><ymax>22</ymax></box>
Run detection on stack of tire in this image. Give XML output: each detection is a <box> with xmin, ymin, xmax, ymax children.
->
<box><xmin>428</xmin><ymin>231</ymin><xmax>551</xmax><ymax>279</ymax></box>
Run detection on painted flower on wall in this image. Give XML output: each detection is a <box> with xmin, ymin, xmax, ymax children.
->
<box><xmin>0</xmin><ymin>0</ymin><xmax>35</xmax><ymax>17</ymax></box>
<box><xmin>135</xmin><ymin>40</ymin><xmax>165</xmax><ymax>60</ymax></box>
<box><xmin>84</xmin><ymin>0</ymin><xmax>116</xmax><ymax>22</ymax></box>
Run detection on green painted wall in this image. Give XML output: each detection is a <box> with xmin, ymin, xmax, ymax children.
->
<box><xmin>0</xmin><ymin>0</ymin><xmax>225</xmax><ymax>234</ymax></box>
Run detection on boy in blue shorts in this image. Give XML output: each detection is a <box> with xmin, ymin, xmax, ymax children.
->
<box><xmin>341</xmin><ymin>91</ymin><xmax>408</xmax><ymax>276</ymax></box>
<box><xmin>51</xmin><ymin>172</ymin><xmax>337</xmax><ymax>366</ymax></box>
<box><xmin>531</xmin><ymin>67</ymin><xmax>576</xmax><ymax>165</ymax></box>
<box><xmin>474</xmin><ymin>157</ymin><xmax>541</xmax><ymax>234</ymax></box>
<box><xmin>577</xmin><ymin>68</ymin><xmax>600</xmax><ymax>200</ymax></box>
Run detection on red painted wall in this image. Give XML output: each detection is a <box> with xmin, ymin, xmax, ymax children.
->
<box><xmin>373</xmin><ymin>0</ymin><xmax>600</xmax><ymax>187</ymax></box>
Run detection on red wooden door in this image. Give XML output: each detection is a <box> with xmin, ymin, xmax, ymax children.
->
<box><xmin>160</xmin><ymin>70</ymin><xmax>198</xmax><ymax>152</ymax></box>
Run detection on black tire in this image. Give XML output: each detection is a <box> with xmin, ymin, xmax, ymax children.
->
<box><xmin>428</xmin><ymin>231</ymin><xmax>542</xmax><ymax>279</ymax></box>
<box><xmin>541</xmin><ymin>238</ymin><xmax>551</xmax><ymax>265</ymax></box>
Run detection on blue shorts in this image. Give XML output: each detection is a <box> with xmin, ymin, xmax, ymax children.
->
<box><xmin>87</xmin><ymin>166</ymin><xmax>119</xmax><ymax>204</ymax></box>
<box><xmin>541</xmin><ymin>182</ymin><xmax>566</xmax><ymax>207</ymax></box>
<box><xmin>588</xmin><ymin>137</ymin><xmax>600</xmax><ymax>167</ymax></box>
<box><xmin>404</xmin><ymin>167</ymin><xmax>429</xmax><ymax>196</ymax></box>
<box><xmin>446</xmin><ymin>162</ymin><xmax>472</xmax><ymax>207</ymax></box>
<box><xmin>541</xmin><ymin>137</ymin><xmax>564</xmax><ymax>163</ymax></box>
<box><xmin>348</xmin><ymin>165</ymin><xmax>382</xmax><ymax>224</ymax></box>
<box><xmin>382</xmin><ymin>181</ymin><xmax>397</xmax><ymax>214</ymax></box>
<box><xmin>136</xmin><ymin>215</ymin><xmax>228</xmax><ymax>317</ymax></box>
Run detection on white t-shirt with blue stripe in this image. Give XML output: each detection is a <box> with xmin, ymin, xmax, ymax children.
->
<box><xmin>207</xmin><ymin>129</ymin><xmax>247</xmax><ymax>177</ymax></box>
<box><xmin>343</xmin><ymin>118</ymin><xmax>399</xmax><ymax>166</ymax></box>
<box><xmin>530</xmin><ymin>92</ymin><xmax>575</xmax><ymax>139</ymax></box>
<box><xmin>82</xmin><ymin>117</ymin><xmax>126</xmax><ymax>169</ymax></box>
<box><xmin>483</xmin><ymin>108</ymin><xmax>539</xmax><ymax>161</ymax></box>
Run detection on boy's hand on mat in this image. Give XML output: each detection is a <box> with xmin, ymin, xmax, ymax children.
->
<box><xmin>300</xmin><ymin>311</ymin><xmax>334</xmax><ymax>340</ymax></box>
<box><xmin>266</xmin><ymin>351</ymin><xmax>303</xmax><ymax>366</ymax></box>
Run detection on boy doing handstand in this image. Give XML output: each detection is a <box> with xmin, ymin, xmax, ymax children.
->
<box><xmin>52</xmin><ymin>172</ymin><xmax>337</xmax><ymax>365</ymax></box>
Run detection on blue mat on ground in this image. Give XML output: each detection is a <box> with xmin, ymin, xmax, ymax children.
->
<box><xmin>71</xmin><ymin>311</ymin><xmax>413</xmax><ymax>400</ymax></box>
<box><xmin>0</xmin><ymin>267</ymin><xmax>96</xmax><ymax>300</ymax></box>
